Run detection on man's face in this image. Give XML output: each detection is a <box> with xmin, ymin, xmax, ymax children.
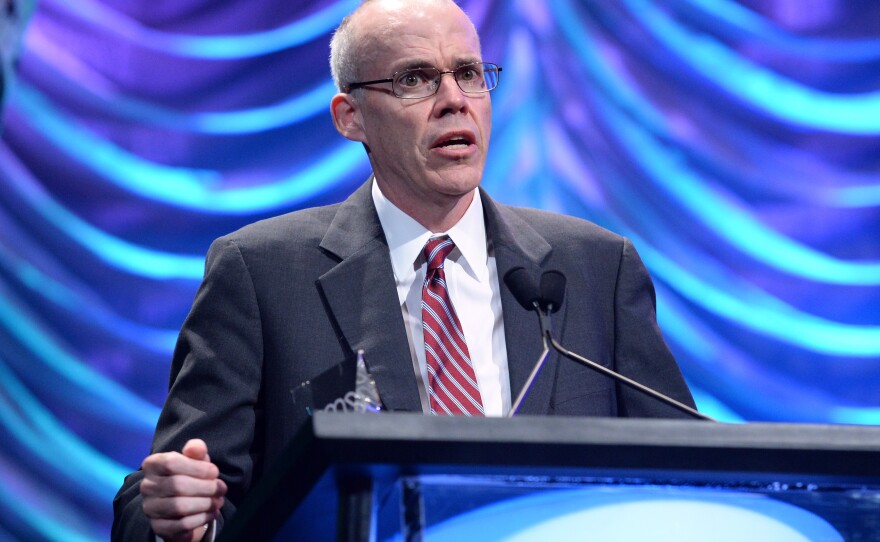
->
<box><xmin>343</xmin><ymin>1</ymin><xmax>492</xmax><ymax>218</ymax></box>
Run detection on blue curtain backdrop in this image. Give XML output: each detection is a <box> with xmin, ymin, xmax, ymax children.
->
<box><xmin>0</xmin><ymin>0</ymin><xmax>877</xmax><ymax>539</ymax></box>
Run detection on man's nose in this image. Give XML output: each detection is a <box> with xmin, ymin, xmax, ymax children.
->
<box><xmin>433</xmin><ymin>73</ymin><xmax>467</xmax><ymax>112</ymax></box>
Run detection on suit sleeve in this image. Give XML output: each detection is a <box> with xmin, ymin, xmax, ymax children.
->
<box><xmin>613</xmin><ymin>238</ymin><xmax>696</xmax><ymax>418</ymax></box>
<box><xmin>112</xmin><ymin>236</ymin><xmax>264</xmax><ymax>540</ymax></box>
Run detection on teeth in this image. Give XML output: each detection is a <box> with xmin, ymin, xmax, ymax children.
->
<box><xmin>441</xmin><ymin>138</ymin><xmax>469</xmax><ymax>148</ymax></box>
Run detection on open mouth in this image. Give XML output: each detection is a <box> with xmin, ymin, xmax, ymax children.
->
<box><xmin>432</xmin><ymin>132</ymin><xmax>475</xmax><ymax>151</ymax></box>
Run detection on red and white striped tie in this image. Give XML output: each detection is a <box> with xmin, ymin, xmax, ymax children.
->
<box><xmin>421</xmin><ymin>236</ymin><xmax>484</xmax><ymax>416</ymax></box>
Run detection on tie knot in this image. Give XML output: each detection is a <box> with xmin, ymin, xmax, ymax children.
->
<box><xmin>424</xmin><ymin>236</ymin><xmax>455</xmax><ymax>272</ymax></box>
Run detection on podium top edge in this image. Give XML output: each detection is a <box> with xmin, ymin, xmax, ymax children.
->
<box><xmin>311</xmin><ymin>412</ymin><xmax>880</xmax><ymax>452</ymax></box>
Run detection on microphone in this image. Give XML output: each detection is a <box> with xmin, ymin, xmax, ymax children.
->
<box><xmin>503</xmin><ymin>267</ymin><xmax>552</xmax><ymax>416</ymax></box>
<box><xmin>505</xmin><ymin>266</ymin><xmax>541</xmax><ymax>311</ymax></box>
<box><xmin>539</xmin><ymin>270</ymin><xmax>565</xmax><ymax>314</ymax></box>
<box><xmin>505</xmin><ymin>268</ymin><xmax>714</xmax><ymax>421</ymax></box>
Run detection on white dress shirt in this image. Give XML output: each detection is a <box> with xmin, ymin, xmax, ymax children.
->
<box><xmin>372</xmin><ymin>180</ymin><xmax>511</xmax><ymax>416</ymax></box>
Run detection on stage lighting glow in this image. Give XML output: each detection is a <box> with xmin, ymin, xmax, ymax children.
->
<box><xmin>393</xmin><ymin>487</ymin><xmax>844</xmax><ymax>542</ymax></box>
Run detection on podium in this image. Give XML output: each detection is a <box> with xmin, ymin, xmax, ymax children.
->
<box><xmin>218</xmin><ymin>412</ymin><xmax>880</xmax><ymax>541</ymax></box>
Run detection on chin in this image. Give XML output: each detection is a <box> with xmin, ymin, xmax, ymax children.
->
<box><xmin>434</xmin><ymin>166</ymin><xmax>484</xmax><ymax>193</ymax></box>
<box><xmin>436</xmin><ymin>178</ymin><xmax>481</xmax><ymax>199</ymax></box>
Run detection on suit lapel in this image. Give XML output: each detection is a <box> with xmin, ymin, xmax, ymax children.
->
<box><xmin>316</xmin><ymin>181</ymin><xmax>422</xmax><ymax>412</ymax></box>
<box><xmin>481</xmin><ymin>190</ymin><xmax>557</xmax><ymax>415</ymax></box>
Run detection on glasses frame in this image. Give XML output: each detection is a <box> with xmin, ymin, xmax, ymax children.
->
<box><xmin>345</xmin><ymin>62</ymin><xmax>502</xmax><ymax>99</ymax></box>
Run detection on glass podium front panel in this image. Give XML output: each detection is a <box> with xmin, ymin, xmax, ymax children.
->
<box><xmin>374</xmin><ymin>474</ymin><xmax>880</xmax><ymax>542</ymax></box>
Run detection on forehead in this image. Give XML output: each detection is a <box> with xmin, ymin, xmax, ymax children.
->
<box><xmin>354</xmin><ymin>1</ymin><xmax>482</xmax><ymax>73</ymax></box>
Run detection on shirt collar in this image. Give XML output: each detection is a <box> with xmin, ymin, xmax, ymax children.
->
<box><xmin>372</xmin><ymin>178</ymin><xmax>489</xmax><ymax>284</ymax></box>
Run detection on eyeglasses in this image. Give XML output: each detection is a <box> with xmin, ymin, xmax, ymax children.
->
<box><xmin>345</xmin><ymin>62</ymin><xmax>502</xmax><ymax>99</ymax></box>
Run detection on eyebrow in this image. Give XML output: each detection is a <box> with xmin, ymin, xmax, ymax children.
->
<box><xmin>391</xmin><ymin>57</ymin><xmax>483</xmax><ymax>73</ymax></box>
<box><xmin>394</xmin><ymin>60</ymin><xmax>434</xmax><ymax>73</ymax></box>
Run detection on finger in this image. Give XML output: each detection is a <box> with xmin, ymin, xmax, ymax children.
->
<box><xmin>143</xmin><ymin>495</ymin><xmax>217</xmax><ymax>520</ymax></box>
<box><xmin>182</xmin><ymin>439</ymin><xmax>209</xmax><ymax>461</ymax></box>
<box><xmin>209</xmin><ymin>478</ymin><xmax>226</xmax><ymax>511</ymax></box>
<box><xmin>142</xmin><ymin>452</ymin><xmax>219</xmax><ymax>480</ymax></box>
<box><xmin>141</xmin><ymin>474</ymin><xmax>222</xmax><ymax>499</ymax></box>
<box><xmin>149</xmin><ymin>512</ymin><xmax>214</xmax><ymax>541</ymax></box>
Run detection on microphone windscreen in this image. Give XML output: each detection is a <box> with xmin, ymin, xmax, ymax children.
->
<box><xmin>539</xmin><ymin>270</ymin><xmax>566</xmax><ymax>313</ymax></box>
<box><xmin>503</xmin><ymin>267</ymin><xmax>540</xmax><ymax>311</ymax></box>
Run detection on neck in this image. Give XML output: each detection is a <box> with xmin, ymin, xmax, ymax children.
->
<box><xmin>377</xmin><ymin>181</ymin><xmax>476</xmax><ymax>233</ymax></box>
<box><xmin>413</xmin><ymin>191</ymin><xmax>475</xmax><ymax>232</ymax></box>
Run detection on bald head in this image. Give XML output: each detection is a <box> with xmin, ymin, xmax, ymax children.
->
<box><xmin>329</xmin><ymin>0</ymin><xmax>480</xmax><ymax>93</ymax></box>
<box><xmin>326</xmin><ymin>0</ymin><xmax>494</xmax><ymax>232</ymax></box>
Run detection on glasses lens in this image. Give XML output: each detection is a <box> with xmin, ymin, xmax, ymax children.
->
<box><xmin>456</xmin><ymin>63</ymin><xmax>499</xmax><ymax>93</ymax></box>
<box><xmin>482</xmin><ymin>63</ymin><xmax>500</xmax><ymax>91</ymax></box>
<box><xmin>393</xmin><ymin>67</ymin><xmax>440</xmax><ymax>98</ymax></box>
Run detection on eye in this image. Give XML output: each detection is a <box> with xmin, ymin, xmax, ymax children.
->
<box><xmin>458</xmin><ymin>67</ymin><xmax>479</xmax><ymax>81</ymax></box>
<box><xmin>396</xmin><ymin>69</ymin><xmax>430</xmax><ymax>88</ymax></box>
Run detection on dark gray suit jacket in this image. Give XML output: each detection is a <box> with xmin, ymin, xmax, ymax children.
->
<box><xmin>112</xmin><ymin>181</ymin><xmax>695</xmax><ymax>540</ymax></box>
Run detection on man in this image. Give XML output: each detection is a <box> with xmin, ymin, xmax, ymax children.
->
<box><xmin>112</xmin><ymin>1</ymin><xmax>696</xmax><ymax>540</ymax></box>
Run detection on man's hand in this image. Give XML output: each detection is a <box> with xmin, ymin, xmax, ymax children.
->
<box><xmin>140</xmin><ymin>439</ymin><xmax>227</xmax><ymax>542</ymax></box>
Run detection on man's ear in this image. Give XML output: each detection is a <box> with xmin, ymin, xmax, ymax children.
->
<box><xmin>330</xmin><ymin>93</ymin><xmax>367</xmax><ymax>143</ymax></box>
